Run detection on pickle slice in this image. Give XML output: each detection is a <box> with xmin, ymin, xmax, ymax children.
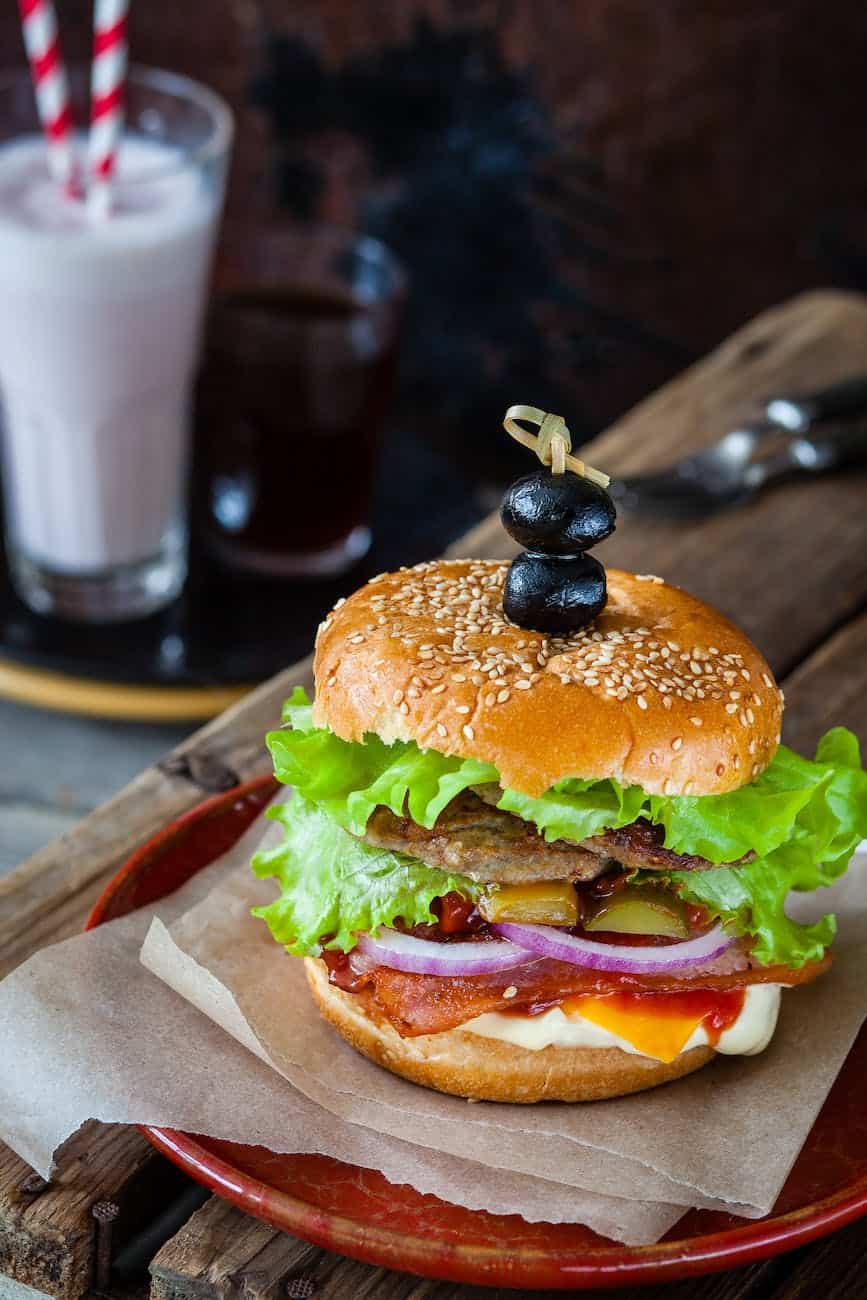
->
<box><xmin>584</xmin><ymin>885</ymin><xmax>689</xmax><ymax>938</ymax></box>
<box><xmin>479</xmin><ymin>881</ymin><xmax>579</xmax><ymax>926</ymax></box>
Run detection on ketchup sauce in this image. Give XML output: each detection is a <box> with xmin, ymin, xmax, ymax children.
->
<box><xmin>321</xmin><ymin>950</ymin><xmax>370</xmax><ymax>993</ymax></box>
<box><xmin>431</xmin><ymin>892</ymin><xmax>483</xmax><ymax>934</ymax></box>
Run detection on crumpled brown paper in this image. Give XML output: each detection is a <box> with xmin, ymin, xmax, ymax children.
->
<box><xmin>0</xmin><ymin>810</ymin><xmax>681</xmax><ymax>1246</ymax></box>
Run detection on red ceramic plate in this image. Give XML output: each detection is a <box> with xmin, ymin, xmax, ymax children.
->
<box><xmin>86</xmin><ymin>777</ymin><xmax>867</xmax><ymax>1290</ymax></box>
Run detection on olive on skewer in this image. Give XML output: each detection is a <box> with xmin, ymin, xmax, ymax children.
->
<box><xmin>500</xmin><ymin>405</ymin><xmax>615</xmax><ymax>635</ymax></box>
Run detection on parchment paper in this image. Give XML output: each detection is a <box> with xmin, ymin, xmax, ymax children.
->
<box><xmin>0</xmin><ymin>811</ymin><xmax>681</xmax><ymax>1247</ymax></box>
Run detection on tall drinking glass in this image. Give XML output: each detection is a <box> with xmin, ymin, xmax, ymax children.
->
<box><xmin>0</xmin><ymin>66</ymin><xmax>233</xmax><ymax>622</ymax></box>
<box><xmin>198</xmin><ymin>224</ymin><xmax>404</xmax><ymax>577</ymax></box>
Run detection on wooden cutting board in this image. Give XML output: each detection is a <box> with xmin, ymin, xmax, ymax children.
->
<box><xmin>2</xmin><ymin>288</ymin><xmax>867</xmax><ymax>1299</ymax></box>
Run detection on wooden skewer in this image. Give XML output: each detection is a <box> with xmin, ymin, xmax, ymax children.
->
<box><xmin>503</xmin><ymin>405</ymin><xmax>611</xmax><ymax>486</ymax></box>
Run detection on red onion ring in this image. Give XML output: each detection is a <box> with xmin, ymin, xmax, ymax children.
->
<box><xmin>356</xmin><ymin>928</ymin><xmax>538</xmax><ymax>976</ymax></box>
<box><xmin>491</xmin><ymin>922</ymin><xmax>734</xmax><ymax>974</ymax></box>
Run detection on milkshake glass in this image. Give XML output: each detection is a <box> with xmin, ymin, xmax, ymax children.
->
<box><xmin>0</xmin><ymin>67</ymin><xmax>233</xmax><ymax>621</ymax></box>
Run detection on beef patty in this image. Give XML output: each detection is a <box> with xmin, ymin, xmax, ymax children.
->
<box><xmin>359</xmin><ymin>789</ymin><xmax>747</xmax><ymax>884</ymax></box>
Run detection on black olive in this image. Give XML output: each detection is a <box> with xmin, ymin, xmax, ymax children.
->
<box><xmin>503</xmin><ymin>551</ymin><xmax>607</xmax><ymax>634</ymax></box>
<box><xmin>501</xmin><ymin>469</ymin><xmax>616</xmax><ymax>554</ymax></box>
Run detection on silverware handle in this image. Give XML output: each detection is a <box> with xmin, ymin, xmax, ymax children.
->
<box><xmin>765</xmin><ymin>374</ymin><xmax>867</xmax><ymax>431</ymax></box>
<box><xmin>793</xmin><ymin>420</ymin><xmax>867</xmax><ymax>470</ymax></box>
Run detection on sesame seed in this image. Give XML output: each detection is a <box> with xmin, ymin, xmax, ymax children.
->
<box><xmin>463</xmin><ymin>724</ymin><xmax>475</xmax><ymax>741</ymax></box>
<box><xmin>455</xmin><ymin>704</ymin><xmax>471</xmax><ymax>714</ymax></box>
<box><xmin>751</xmin><ymin>762</ymin><xmax>762</xmax><ymax>777</ymax></box>
<box><xmin>326</xmin><ymin>560</ymin><xmax>745</xmax><ymax>722</ymax></box>
<box><xmin>497</xmin><ymin>688</ymin><xmax>511</xmax><ymax>703</ymax></box>
<box><xmin>436</xmin><ymin>723</ymin><xmax>447</xmax><ymax>738</ymax></box>
<box><xmin>689</xmin><ymin>716</ymin><xmax>703</xmax><ymax>727</ymax></box>
<box><xmin>392</xmin><ymin>689</ymin><xmax>404</xmax><ymax>705</ymax></box>
<box><xmin>503</xmin><ymin>985</ymin><xmax>518</xmax><ymax>999</ymax></box>
<box><xmin>636</xmin><ymin>573</ymin><xmax>664</xmax><ymax>584</ymax></box>
<box><xmin>348</xmin><ymin>633</ymin><xmax>365</xmax><ymax>644</ymax></box>
<box><xmin>716</xmin><ymin>763</ymin><xmax>726</xmax><ymax>776</ymax></box>
<box><xmin>663</xmin><ymin>778</ymin><xmax>674</xmax><ymax>795</ymax></box>
<box><xmin>671</xmin><ymin>736</ymin><xmax>683</xmax><ymax>751</ymax></box>
<box><xmin>399</xmin><ymin>701</ymin><xmax>409</xmax><ymax>715</ymax></box>
<box><xmin>649</xmin><ymin>751</ymin><xmax>660</xmax><ymax>765</ymax></box>
<box><xmin>683</xmin><ymin>780</ymin><xmax>695</xmax><ymax>795</ymax></box>
<box><xmin>762</xmin><ymin>673</ymin><xmax>774</xmax><ymax>688</ymax></box>
<box><xmin>725</xmin><ymin>703</ymin><xmax>738</xmax><ymax>714</ymax></box>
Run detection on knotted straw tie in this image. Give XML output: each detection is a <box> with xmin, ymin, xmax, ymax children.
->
<box><xmin>503</xmin><ymin>405</ymin><xmax>610</xmax><ymax>485</ymax></box>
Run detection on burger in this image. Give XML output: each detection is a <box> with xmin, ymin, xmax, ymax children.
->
<box><xmin>251</xmin><ymin>560</ymin><xmax>866</xmax><ymax>1102</ymax></box>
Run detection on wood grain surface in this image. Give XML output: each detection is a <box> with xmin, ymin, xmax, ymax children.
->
<box><xmin>0</xmin><ymin>1124</ymin><xmax>177</xmax><ymax>1298</ymax></box>
<box><xmin>2</xmin><ymin>289</ymin><xmax>867</xmax><ymax>1298</ymax></box>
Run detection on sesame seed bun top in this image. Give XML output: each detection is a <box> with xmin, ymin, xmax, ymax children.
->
<box><xmin>312</xmin><ymin>560</ymin><xmax>783</xmax><ymax>798</ymax></box>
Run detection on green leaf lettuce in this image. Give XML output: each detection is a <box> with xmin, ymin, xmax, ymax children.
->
<box><xmin>665</xmin><ymin>728</ymin><xmax>867</xmax><ymax>967</ymax></box>
<box><xmin>260</xmin><ymin>690</ymin><xmax>867</xmax><ymax>967</ymax></box>
<box><xmin>252</xmin><ymin>793</ymin><xmax>480</xmax><ymax>957</ymax></box>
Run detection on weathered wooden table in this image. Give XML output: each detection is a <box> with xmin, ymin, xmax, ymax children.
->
<box><xmin>2</xmin><ymin>290</ymin><xmax>867</xmax><ymax>1300</ymax></box>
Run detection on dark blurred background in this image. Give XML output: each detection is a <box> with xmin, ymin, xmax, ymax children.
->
<box><xmin>12</xmin><ymin>1</ymin><xmax>867</xmax><ymax>461</ymax></box>
<box><xmin>18</xmin><ymin>0</ymin><xmax>863</xmax><ymax>447</ymax></box>
<box><xmin>4</xmin><ymin>0</ymin><xmax>867</xmax><ymax>678</ymax></box>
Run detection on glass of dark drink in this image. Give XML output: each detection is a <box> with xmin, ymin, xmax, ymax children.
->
<box><xmin>196</xmin><ymin>223</ymin><xmax>405</xmax><ymax>577</ymax></box>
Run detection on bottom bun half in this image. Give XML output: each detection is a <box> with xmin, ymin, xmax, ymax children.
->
<box><xmin>304</xmin><ymin>957</ymin><xmax>715</xmax><ymax>1102</ymax></box>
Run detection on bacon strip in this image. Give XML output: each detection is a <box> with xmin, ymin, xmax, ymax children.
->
<box><xmin>335</xmin><ymin>950</ymin><xmax>832</xmax><ymax>1038</ymax></box>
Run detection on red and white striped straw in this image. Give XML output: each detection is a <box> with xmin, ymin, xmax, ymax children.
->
<box><xmin>88</xmin><ymin>0</ymin><xmax>128</xmax><ymax>218</ymax></box>
<box><xmin>17</xmin><ymin>0</ymin><xmax>77</xmax><ymax>192</ymax></box>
